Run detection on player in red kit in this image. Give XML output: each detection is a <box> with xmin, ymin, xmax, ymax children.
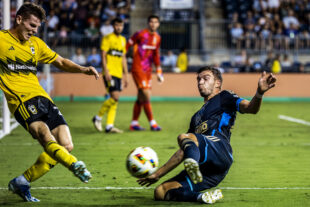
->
<box><xmin>127</xmin><ymin>15</ymin><xmax>163</xmax><ymax>131</ymax></box>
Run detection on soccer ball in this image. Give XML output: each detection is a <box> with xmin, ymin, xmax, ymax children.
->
<box><xmin>126</xmin><ymin>146</ymin><xmax>159</xmax><ymax>178</ymax></box>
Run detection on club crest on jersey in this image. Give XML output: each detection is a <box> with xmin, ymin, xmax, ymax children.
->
<box><xmin>195</xmin><ymin>121</ymin><xmax>208</xmax><ymax>134</ymax></box>
<box><xmin>28</xmin><ymin>105</ymin><xmax>37</xmax><ymax>115</ymax></box>
<box><xmin>30</xmin><ymin>47</ymin><xmax>35</xmax><ymax>55</ymax></box>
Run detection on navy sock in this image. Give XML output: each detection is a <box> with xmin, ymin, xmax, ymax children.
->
<box><xmin>164</xmin><ymin>187</ymin><xmax>200</xmax><ymax>202</ymax></box>
<box><xmin>180</xmin><ymin>138</ymin><xmax>200</xmax><ymax>162</ymax></box>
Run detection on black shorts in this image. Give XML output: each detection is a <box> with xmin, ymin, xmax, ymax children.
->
<box><xmin>14</xmin><ymin>96</ymin><xmax>67</xmax><ymax>131</ymax></box>
<box><xmin>103</xmin><ymin>76</ymin><xmax>122</xmax><ymax>93</ymax></box>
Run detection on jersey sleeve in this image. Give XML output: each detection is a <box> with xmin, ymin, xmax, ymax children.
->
<box><xmin>35</xmin><ymin>37</ymin><xmax>58</xmax><ymax>64</ymax></box>
<box><xmin>122</xmin><ymin>36</ymin><xmax>127</xmax><ymax>54</ymax></box>
<box><xmin>221</xmin><ymin>90</ymin><xmax>244</xmax><ymax>113</ymax></box>
<box><xmin>153</xmin><ymin>36</ymin><xmax>161</xmax><ymax>67</ymax></box>
<box><xmin>126</xmin><ymin>31</ymin><xmax>139</xmax><ymax>51</ymax></box>
<box><xmin>101</xmin><ymin>36</ymin><xmax>109</xmax><ymax>52</ymax></box>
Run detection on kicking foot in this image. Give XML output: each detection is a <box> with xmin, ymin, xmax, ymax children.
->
<box><xmin>184</xmin><ymin>158</ymin><xmax>203</xmax><ymax>184</ymax></box>
<box><xmin>150</xmin><ymin>124</ymin><xmax>162</xmax><ymax>131</ymax></box>
<box><xmin>92</xmin><ymin>116</ymin><xmax>102</xmax><ymax>132</ymax></box>
<box><xmin>71</xmin><ymin>161</ymin><xmax>92</xmax><ymax>183</ymax></box>
<box><xmin>129</xmin><ymin>125</ymin><xmax>145</xmax><ymax>131</ymax></box>
<box><xmin>8</xmin><ymin>178</ymin><xmax>40</xmax><ymax>202</ymax></box>
<box><xmin>106</xmin><ymin>127</ymin><xmax>123</xmax><ymax>133</ymax></box>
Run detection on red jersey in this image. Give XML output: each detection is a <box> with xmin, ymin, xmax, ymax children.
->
<box><xmin>127</xmin><ymin>29</ymin><xmax>161</xmax><ymax>73</ymax></box>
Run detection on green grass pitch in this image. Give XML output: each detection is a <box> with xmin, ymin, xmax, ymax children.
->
<box><xmin>1</xmin><ymin>101</ymin><xmax>310</xmax><ymax>206</ymax></box>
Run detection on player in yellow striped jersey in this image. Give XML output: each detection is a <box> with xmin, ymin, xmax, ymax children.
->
<box><xmin>92</xmin><ymin>18</ymin><xmax>128</xmax><ymax>133</ymax></box>
<box><xmin>2</xmin><ymin>3</ymin><xmax>99</xmax><ymax>202</ymax></box>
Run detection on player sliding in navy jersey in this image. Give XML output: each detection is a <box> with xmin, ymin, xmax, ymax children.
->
<box><xmin>138</xmin><ymin>66</ymin><xmax>276</xmax><ymax>204</ymax></box>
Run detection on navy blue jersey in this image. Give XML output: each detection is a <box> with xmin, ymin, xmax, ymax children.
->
<box><xmin>188</xmin><ymin>90</ymin><xmax>244</xmax><ymax>143</ymax></box>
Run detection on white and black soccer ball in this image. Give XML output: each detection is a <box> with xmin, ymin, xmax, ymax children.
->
<box><xmin>126</xmin><ymin>146</ymin><xmax>159</xmax><ymax>178</ymax></box>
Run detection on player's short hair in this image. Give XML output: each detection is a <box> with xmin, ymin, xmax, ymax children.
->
<box><xmin>15</xmin><ymin>2</ymin><xmax>46</xmax><ymax>25</ymax></box>
<box><xmin>111</xmin><ymin>17</ymin><xmax>123</xmax><ymax>25</ymax></box>
<box><xmin>198</xmin><ymin>66</ymin><xmax>223</xmax><ymax>85</ymax></box>
<box><xmin>148</xmin><ymin>15</ymin><xmax>160</xmax><ymax>22</ymax></box>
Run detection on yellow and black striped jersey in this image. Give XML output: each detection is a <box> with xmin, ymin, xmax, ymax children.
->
<box><xmin>101</xmin><ymin>32</ymin><xmax>126</xmax><ymax>79</ymax></box>
<box><xmin>0</xmin><ymin>30</ymin><xmax>58</xmax><ymax>113</ymax></box>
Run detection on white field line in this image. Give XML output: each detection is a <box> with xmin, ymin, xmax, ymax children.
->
<box><xmin>1</xmin><ymin>186</ymin><xmax>310</xmax><ymax>190</ymax></box>
<box><xmin>278</xmin><ymin>115</ymin><xmax>310</xmax><ymax>126</ymax></box>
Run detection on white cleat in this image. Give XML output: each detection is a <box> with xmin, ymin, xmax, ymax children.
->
<box><xmin>184</xmin><ymin>158</ymin><xmax>203</xmax><ymax>184</ymax></box>
<box><xmin>92</xmin><ymin>116</ymin><xmax>102</xmax><ymax>132</ymax></box>
<box><xmin>211</xmin><ymin>189</ymin><xmax>223</xmax><ymax>201</ymax></box>
<box><xmin>71</xmin><ymin>161</ymin><xmax>92</xmax><ymax>183</ymax></box>
<box><xmin>200</xmin><ymin>191</ymin><xmax>216</xmax><ymax>204</ymax></box>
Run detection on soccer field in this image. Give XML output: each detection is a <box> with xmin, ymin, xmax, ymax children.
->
<box><xmin>1</xmin><ymin>101</ymin><xmax>310</xmax><ymax>207</ymax></box>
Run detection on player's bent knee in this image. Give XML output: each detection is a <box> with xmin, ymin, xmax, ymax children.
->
<box><xmin>64</xmin><ymin>143</ymin><xmax>74</xmax><ymax>152</ymax></box>
<box><xmin>154</xmin><ymin>185</ymin><xmax>166</xmax><ymax>200</ymax></box>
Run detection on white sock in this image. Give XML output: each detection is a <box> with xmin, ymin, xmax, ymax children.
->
<box><xmin>150</xmin><ymin>120</ymin><xmax>157</xmax><ymax>126</ymax></box>
<box><xmin>131</xmin><ymin>120</ymin><xmax>139</xmax><ymax>126</ymax></box>
<box><xmin>16</xmin><ymin>175</ymin><xmax>30</xmax><ymax>185</ymax></box>
<box><xmin>95</xmin><ymin>115</ymin><xmax>102</xmax><ymax>121</ymax></box>
<box><xmin>106</xmin><ymin>124</ymin><xmax>113</xmax><ymax>130</ymax></box>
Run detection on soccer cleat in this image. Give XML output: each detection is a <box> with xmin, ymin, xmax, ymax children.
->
<box><xmin>199</xmin><ymin>191</ymin><xmax>216</xmax><ymax>204</ymax></box>
<box><xmin>71</xmin><ymin>161</ymin><xmax>92</xmax><ymax>183</ymax></box>
<box><xmin>106</xmin><ymin>127</ymin><xmax>123</xmax><ymax>133</ymax></box>
<box><xmin>211</xmin><ymin>189</ymin><xmax>223</xmax><ymax>201</ymax></box>
<box><xmin>8</xmin><ymin>178</ymin><xmax>40</xmax><ymax>202</ymax></box>
<box><xmin>92</xmin><ymin>116</ymin><xmax>102</xmax><ymax>132</ymax></box>
<box><xmin>184</xmin><ymin>158</ymin><xmax>203</xmax><ymax>184</ymax></box>
<box><xmin>129</xmin><ymin>125</ymin><xmax>145</xmax><ymax>131</ymax></box>
<box><xmin>150</xmin><ymin>124</ymin><xmax>162</xmax><ymax>131</ymax></box>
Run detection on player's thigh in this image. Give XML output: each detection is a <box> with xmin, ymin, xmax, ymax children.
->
<box><xmin>51</xmin><ymin>124</ymin><xmax>73</xmax><ymax>152</ymax></box>
<box><xmin>28</xmin><ymin>121</ymin><xmax>56</xmax><ymax>146</ymax></box>
<box><xmin>154</xmin><ymin>181</ymin><xmax>182</xmax><ymax>200</ymax></box>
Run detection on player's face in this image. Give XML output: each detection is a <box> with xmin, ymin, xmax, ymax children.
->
<box><xmin>113</xmin><ymin>22</ymin><xmax>124</xmax><ymax>35</ymax></box>
<box><xmin>148</xmin><ymin>18</ymin><xmax>160</xmax><ymax>32</ymax></box>
<box><xmin>16</xmin><ymin>14</ymin><xmax>41</xmax><ymax>41</ymax></box>
<box><xmin>197</xmin><ymin>71</ymin><xmax>218</xmax><ymax>97</ymax></box>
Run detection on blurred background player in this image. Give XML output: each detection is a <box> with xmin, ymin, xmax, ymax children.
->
<box><xmin>3</xmin><ymin>3</ymin><xmax>98</xmax><ymax>202</ymax></box>
<box><xmin>126</xmin><ymin>15</ymin><xmax>164</xmax><ymax>131</ymax></box>
<box><xmin>138</xmin><ymin>67</ymin><xmax>276</xmax><ymax>204</ymax></box>
<box><xmin>92</xmin><ymin>18</ymin><xmax>128</xmax><ymax>133</ymax></box>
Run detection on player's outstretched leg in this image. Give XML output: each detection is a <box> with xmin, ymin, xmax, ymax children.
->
<box><xmin>44</xmin><ymin>141</ymin><xmax>92</xmax><ymax>183</ymax></box>
<box><xmin>8</xmin><ymin>176</ymin><xmax>40</xmax><ymax>202</ymax></box>
<box><xmin>178</xmin><ymin>134</ymin><xmax>202</xmax><ymax>184</ymax></box>
<box><xmin>184</xmin><ymin>158</ymin><xmax>203</xmax><ymax>184</ymax></box>
<box><xmin>71</xmin><ymin>161</ymin><xmax>92</xmax><ymax>183</ymax></box>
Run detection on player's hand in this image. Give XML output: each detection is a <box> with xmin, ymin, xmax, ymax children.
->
<box><xmin>257</xmin><ymin>71</ymin><xmax>276</xmax><ymax>94</ymax></box>
<box><xmin>83</xmin><ymin>66</ymin><xmax>99</xmax><ymax>80</ymax></box>
<box><xmin>137</xmin><ymin>173</ymin><xmax>159</xmax><ymax>187</ymax></box>
<box><xmin>104</xmin><ymin>71</ymin><xmax>112</xmax><ymax>82</ymax></box>
<box><xmin>123</xmin><ymin>76</ymin><xmax>129</xmax><ymax>88</ymax></box>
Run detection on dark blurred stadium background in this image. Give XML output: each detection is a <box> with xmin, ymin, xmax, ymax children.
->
<box><xmin>1</xmin><ymin>0</ymin><xmax>310</xmax><ymax>73</ymax></box>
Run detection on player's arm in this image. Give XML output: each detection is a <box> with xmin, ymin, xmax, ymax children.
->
<box><xmin>52</xmin><ymin>55</ymin><xmax>99</xmax><ymax>79</ymax></box>
<box><xmin>101</xmin><ymin>50</ymin><xmax>112</xmax><ymax>82</ymax></box>
<box><xmin>154</xmin><ymin>39</ymin><xmax>164</xmax><ymax>83</ymax></box>
<box><xmin>239</xmin><ymin>71</ymin><xmax>276</xmax><ymax>114</ymax></box>
<box><xmin>122</xmin><ymin>53</ymin><xmax>129</xmax><ymax>88</ymax></box>
<box><xmin>137</xmin><ymin>149</ymin><xmax>184</xmax><ymax>187</ymax></box>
